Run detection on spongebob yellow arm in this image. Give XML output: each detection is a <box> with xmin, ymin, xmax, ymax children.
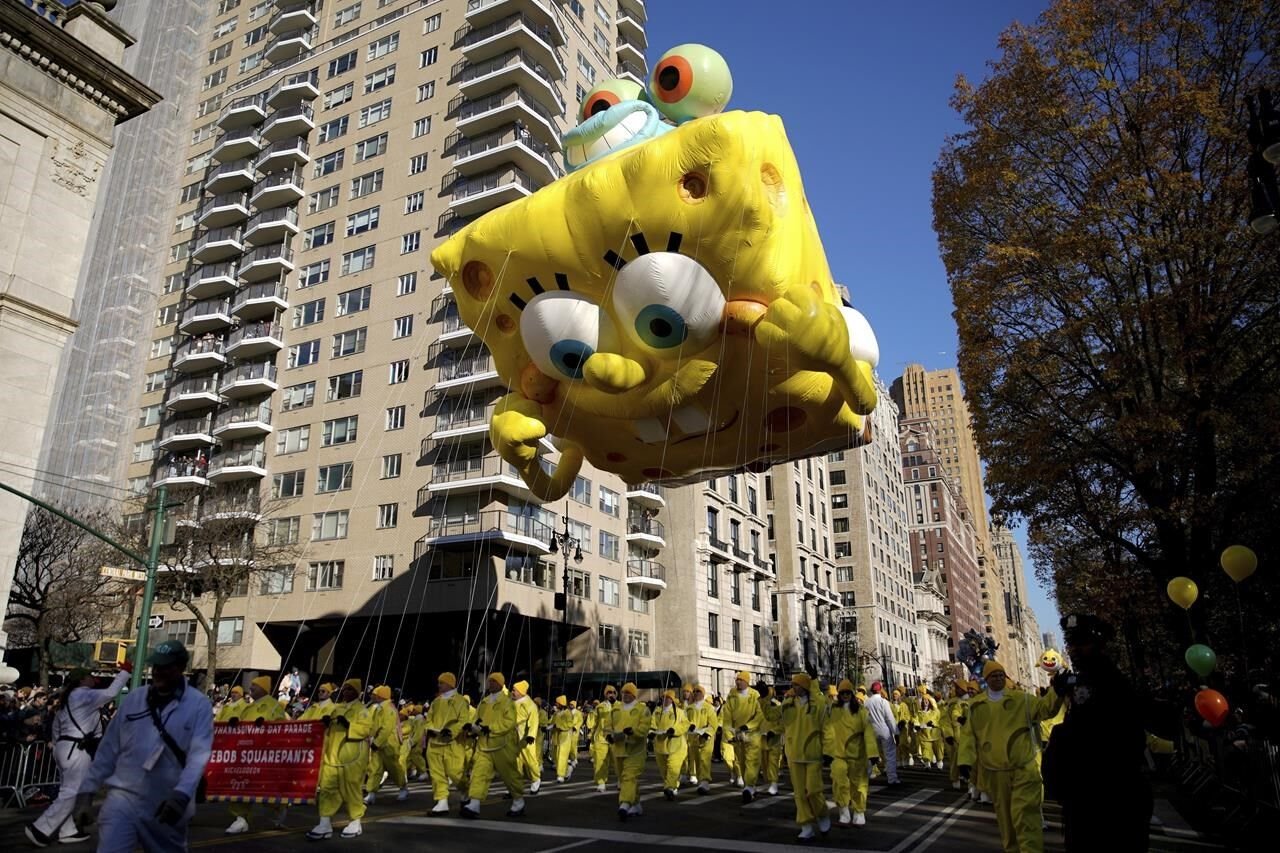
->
<box><xmin>490</xmin><ymin>392</ymin><xmax>584</xmax><ymax>502</ymax></box>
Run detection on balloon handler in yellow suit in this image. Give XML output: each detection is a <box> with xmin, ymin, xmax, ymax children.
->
<box><xmin>651</xmin><ymin>690</ymin><xmax>690</xmax><ymax>799</ymax></box>
<box><xmin>424</xmin><ymin>672</ymin><xmax>471</xmax><ymax>816</ymax></box>
<box><xmin>224</xmin><ymin>675</ymin><xmax>287</xmax><ymax>835</ymax></box>
<box><xmin>608</xmin><ymin>682</ymin><xmax>652</xmax><ymax>820</ymax></box>
<box><xmin>588</xmin><ymin>686</ymin><xmax>618</xmax><ymax>792</ymax></box>
<box><xmin>722</xmin><ymin>671</ymin><xmax>766</xmax><ymax>803</ymax></box>
<box><xmin>363</xmin><ymin>684</ymin><xmax>408</xmax><ymax>804</ymax></box>
<box><xmin>684</xmin><ymin>685</ymin><xmax>718</xmax><ymax>794</ymax></box>
<box><xmin>781</xmin><ymin>672</ymin><xmax>831</xmax><ymax>842</ymax></box>
<box><xmin>758</xmin><ymin>682</ymin><xmax>785</xmax><ymax>796</ymax></box>
<box><xmin>957</xmin><ymin>661</ymin><xmax>1063</xmax><ymax>853</ymax></box>
<box><xmin>460</xmin><ymin>673</ymin><xmax>527</xmax><ymax>819</ymax></box>
<box><xmin>307</xmin><ymin>679</ymin><xmax>373</xmax><ymax>840</ymax></box>
<box><xmin>511</xmin><ymin>681</ymin><xmax>542</xmax><ymax>794</ymax></box>
<box><xmin>824</xmin><ymin>679</ymin><xmax>880</xmax><ymax>826</ymax></box>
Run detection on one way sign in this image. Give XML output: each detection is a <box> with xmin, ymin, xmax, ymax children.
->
<box><xmin>137</xmin><ymin>614</ymin><xmax>165</xmax><ymax>630</ymax></box>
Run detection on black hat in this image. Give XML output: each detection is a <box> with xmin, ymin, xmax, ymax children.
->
<box><xmin>1061</xmin><ymin>613</ymin><xmax>1114</xmax><ymax>643</ymax></box>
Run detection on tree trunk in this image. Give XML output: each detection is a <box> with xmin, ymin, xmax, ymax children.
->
<box><xmin>38</xmin><ymin>635</ymin><xmax>51</xmax><ymax>687</ymax></box>
<box><xmin>205</xmin><ymin>596</ymin><xmax>226</xmax><ymax>684</ymax></box>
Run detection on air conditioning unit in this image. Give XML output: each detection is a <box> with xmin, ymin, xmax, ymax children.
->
<box><xmin>93</xmin><ymin>639</ymin><xmax>131</xmax><ymax>666</ymax></box>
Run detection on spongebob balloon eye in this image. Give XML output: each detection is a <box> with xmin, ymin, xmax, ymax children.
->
<box><xmin>578</xmin><ymin>78</ymin><xmax>645</xmax><ymax>124</ymax></box>
<box><xmin>613</xmin><ymin>253</ymin><xmax>726</xmax><ymax>354</ymax></box>
<box><xmin>649</xmin><ymin>44</ymin><xmax>733</xmax><ymax>124</ymax></box>
<box><xmin>520</xmin><ymin>292</ymin><xmax>605</xmax><ymax>380</ymax></box>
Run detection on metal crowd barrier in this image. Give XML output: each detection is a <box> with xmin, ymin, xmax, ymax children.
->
<box><xmin>0</xmin><ymin>742</ymin><xmax>62</xmax><ymax>808</ymax></box>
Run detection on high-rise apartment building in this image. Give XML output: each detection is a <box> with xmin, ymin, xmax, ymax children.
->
<box><xmin>123</xmin><ymin>0</ymin><xmax>659</xmax><ymax>696</ymax></box>
<box><xmin>990</xmin><ymin>520</ymin><xmax>1038</xmax><ymax>687</ymax></box>
<box><xmin>899</xmin><ymin>417</ymin><xmax>983</xmax><ymax>653</ymax></box>
<box><xmin>826</xmin><ymin>376</ymin><xmax>921</xmax><ymax>690</ymax></box>
<box><xmin>891</xmin><ymin>364</ymin><xmax>1010</xmax><ymax>654</ymax></box>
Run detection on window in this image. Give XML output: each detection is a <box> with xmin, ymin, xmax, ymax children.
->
<box><xmin>576</xmin><ymin>51</ymin><xmax>597</xmax><ymax>85</ymax></box>
<box><xmin>707</xmin><ymin>563</ymin><xmax>718</xmax><ymax>598</ymax></box>
<box><xmin>830</xmin><ymin>470</ymin><xmax>847</xmax><ymax>486</ymax></box>
<box><xmin>260</xmin><ymin>569</ymin><xmax>295</xmax><ymax>596</ymax></box>
<box><xmin>317</xmin><ymin>115</ymin><xmax>349</xmax><ymax>143</ymax></box>
<box><xmin>309</xmin><ymin>185</ymin><xmax>340</xmax><ymax>213</ymax></box>
<box><xmin>408</xmin><ymin>154</ymin><xmax>428</xmax><ymax>176</ymax></box>
<box><xmin>404</xmin><ymin>191</ymin><xmax>424</xmax><ymax>214</ymax></box>
<box><xmin>276</xmin><ymin>425</ymin><xmax>310</xmax><ymax>454</ymax></box>
<box><xmin>708</xmin><ymin>613</ymin><xmax>719</xmax><ymax>648</ymax></box>
<box><xmin>833</xmin><ymin>517</ymin><xmax>850</xmax><ymax>533</ymax></box>
<box><xmin>570</xmin><ymin>476</ymin><xmax>591</xmax><ymax>505</ymax></box>
<box><xmin>372</xmin><ymin>555</ymin><xmax>394</xmax><ymax>581</ymax></box>
<box><xmin>213</xmin><ymin>17</ymin><xmax>237</xmax><ymax>38</ymax></box>
<box><xmin>287</xmin><ymin>339</ymin><xmax>320</xmax><ymax>368</ymax></box>
<box><xmin>238</xmin><ymin>50</ymin><xmax>263</xmax><ymax>74</ymax></box>
<box><xmin>167</xmin><ymin>243</ymin><xmax>189</xmax><ymax>263</ymax></box>
<box><xmin>401</xmin><ymin>231</ymin><xmax>421</xmax><ymax>253</ymax></box>
<box><xmin>599</xmin><ymin>575</ymin><xmax>620</xmax><ymax>606</ymax></box>
<box><xmin>753</xmin><ymin>624</ymin><xmax>762</xmax><ymax>656</ymax></box>
<box><xmin>599</xmin><ymin>531</ymin><xmax>619</xmax><ymax>561</ymax></box>
<box><xmin>324</xmin><ymin>82</ymin><xmax>354</xmax><ymax>110</ymax></box>
<box><xmin>304</xmin><ymin>222</ymin><xmax>335</xmax><ymax>250</ymax></box>
<box><xmin>331</xmin><ymin>327</ymin><xmax>367</xmax><ymax>358</ymax></box>
<box><xmin>307</xmin><ymin>559</ymin><xmax>345</xmax><ymax>589</ymax></box>
<box><xmin>358</xmin><ymin>98</ymin><xmax>392</xmax><ymax>128</ymax></box>
<box><xmin>132</xmin><ymin>439</ymin><xmax>156</xmax><ymax>463</ymax></box>
<box><xmin>412</xmin><ymin>116</ymin><xmax>431</xmax><ymax>138</ymax></box>
<box><xmin>246</xmin><ymin>0</ymin><xmax>270</xmax><ymax>20</ymax></box>
<box><xmin>751</xmin><ymin>577</ymin><xmax>761</xmax><ymax>611</ymax></box>
<box><xmin>628</xmin><ymin>629</ymin><xmax>650</xmax><ymax>657</ymax></box>
<box><xmin>730</xmin><ymin>570</ymin><xmax>741</xmax><ymax>605</ymax></box>
<box><xmin>327</xmin><ymin>370</ymin><xmax>363</xmax><ymax>400</ymax></box>
<box><xmin>385</xmin><ymin>405</ymin><xmax>406</xmax><ymax>430</ymax></box>
<box><xmin>706</xmin><ymin>507</ymin><xmax>719</xmax><ymax>537</ymax></box>
<box><xmin>353</xmin><ymin>132</ymin><xmax>388</xmax><ymax>162</ymax></box>
<box><xmin>216</xmin><ymin>617</ymin><xmax>244</xmax><ymax>646</ymax></box>
<box><xmin>419</xmin><ymin>47</ymin><xmax>438</xmax><ymax>67</ymax></box>
<box><xmin>333</xmin><ymin>3</ymin><xmax>361</xmax><ymax>28</ymax></box>
<box><xmin>367</xmin><ymin>31</ymin><xmax>399</xmax><ymax>61</ymax></box>
<box><xmin>179</xmin><ymin>182</ymin><xmax>201</xmax><ymax>204</ymax></box>
<box><xmin>423</xmin><ymin>12</ymin><xmax>441</xmax><ymax>33</ymax></box>
<box><xmin>267</xmin><ymin>516</ymin><xmax>300</xmax><ymax>545</ymax></box>
<box><xmin>196</xmin><ymin>94</ymin><xmax>222</xmax><ymax>118</ymax></box>
<box><xmin>272</xmin><ymin>470</ymin><xmax>305</xmax><ymax>498</ymax></box>
<box><xmin>628</xmin><ymin>591</ymin><xmax>649</xmax><ymax>613</ymax></box>
<box><xmin>377</xmin><ymin>503</ymin><xmax>398</xmax><ymax>528</ymax></box>
<box><xmin>322</xmin><ymin>415</ymin><xmax>359</xmax><ymax>446</ymax></box>
<box><xmin>166</xmin><ymin>618</ymin><xmax>198</xmax><ymax>648</ymax></box>
<box><xmin>835</xmin><ymin>541</ymin><xmax>852</xmax><ymax>558</ymax></box>
<box><xmin>396</xmin><ymin>274</ymin><xmax>418</xmax><ymax>298</ymax></box>
<box><xmin>731</xmin><ymin>619</ymin><xmax>742</xmax><ymax>652</ymax></box>
<box><xmin>311</xmin><ymin>512</ymin><xmax>350</xmax><ymax>542</ymax></box>
<box><xmin>202</xmin><ymin>68</ymin><xmax>227</xmax><ymax>91</ymax></box>
<box><xmin>416</xmin><ymin>81</ymin><xmax>435</xmax><ymax>101</ymax></box>
<box><xmin>393</xmin><ymin>315</ymin><xmax>413</xmax><ymax>338</ymax></box>
<box><xmin>748</xmin><ymin>486</ymin><xmax>758</xmax><ymax>515</ymax></box>
<box><xmin>364</xmin><ymin>64</ymin><xmax>396</xmax><ymax>93</ymax></box>
<box><xmin>144</xmin><ymin>370</ymin><xmax>169</xmax><ymax>393</ymax></box>
<box><xmin>316</xmin><ymin>462</ymin><xmax>354</xmax><ymax>493</ymax></box>
<box><xmin>150</xmin><ymin>335</ymin><xmax>176</xmax><ymax>358</ymax></box>
<box><xmin>568</xmin><ymin>568</ymin><xmax>591</xmax><ymax>598</ymax></box>
<box><xmin>381</xmin><ymin>453</ymin><xmax>401</xmax><ymax>478</ymax></box>
<box><xmin>832</xmin><ymin>494</ymin><xmax>848</xmax><ymax>509</ymax></box>
<box><xmin>137</xmin><ymin>404</ymin><xmax>161</xmax><ymax>429</ymax></box>
<box><xmin>156</xmin><ymin>304</ymin><xmax>179</xmax><ymax>325</ymax></box>
<box><xmin>593</xmin><ymin>25</ymin><xmax>610</xmax><ymax>53</ymax></box>
<box><xmin>341</xmin><ymin>246</ymin><xmax>376</xmax><ymax>274</ymax></box>
<box><xmin>598</xmin><ymin>624</ymin><xmax>621</xmax><ymax>652</ymax></box>
<box><xmin>293</xmin><ymin>298</ymin><xmax>325</xmax><ymax>328</ymax></box>
<box><xmin>336</xmin><ymin>285</ymin><xmax>372</xmax><ymax>316</ymax></box>
<box><xmin>298</xmin><ymin>259</ymin><xmax>330</xmax><ymax>288</ymax></box>
<box><xmin>189</xmin><ymin>121</ymin><xmax>216</xmax><ymax>145</ymax></box>
<box><xmin>598</xmin><ymin>487</ymin><xmax>619</xmax><ymax>517</ymax></box>
<box><xmin>314</xmin><ymin>150</ymin><xmax>344</xmax><ymax>177</ymax></box>
<box><xmin>350</xmin><ymin>169</ymin><xmax>383</xmax><ymax>198</ymax></box>
<box><xmin>345</xmin><ymin>206</ymin><xmax>380</xmax><ymax>236</ymax></box>
<box><xmin>216</xmin><ymin>0</ymin><xmax>239</xmax><ymax>15</ymax></box>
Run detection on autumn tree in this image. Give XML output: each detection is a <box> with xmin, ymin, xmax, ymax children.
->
<box><xmin>933</xmin><ymin>0</ymin><xmax>1280</xmax><ymax>684</ymax></box>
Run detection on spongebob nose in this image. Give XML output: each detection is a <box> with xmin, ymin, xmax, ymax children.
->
<box><xmin>583</xmin><ymin>353</ymin><xmax>647</xmax><ymax>393</ymax></box>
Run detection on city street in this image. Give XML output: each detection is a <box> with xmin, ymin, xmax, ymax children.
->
<box><xmin>1</xmin><ymin>765</ymin><xmax>1212</xmax><ymax>852</ymax></box>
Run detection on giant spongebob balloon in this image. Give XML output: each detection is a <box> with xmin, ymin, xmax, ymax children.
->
<box><xmin>431</xmin><ymin>45</ymin><xmax>880</xmax><ymax>501</ymax></box>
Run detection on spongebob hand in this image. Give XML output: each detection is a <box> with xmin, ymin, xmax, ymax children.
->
<box><xmin>490</xmin><ymin>398</ymin><xmax>546</xmax><ymax>469</ymax></box>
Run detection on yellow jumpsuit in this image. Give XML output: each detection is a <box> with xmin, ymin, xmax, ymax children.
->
<box><xmin>609</xmin><ymin>701</ymin><xmax>651</xmax><ymax>807</ymax></box>
<box><xmin>406</xmin><ymin>712</ymin><xmax>428</xmax><ymax>778</ymax></box>
<box><xmin>467</xmin><ymin>692</ymin><xmax>525</xmax><ymax>801</ymax></box>
<box><xmin>513</xmin><ymin>696</ymin><xmax>540</xmax><ymax>785</ymax></box>
<box><xmin>552</xmin><ymin>707</ymin><xmax>578</xmax><ymax>779</ymax></box>
<box><xmin>215</xmin><ymin>697</ymin><xmax>248</xmax><ymax>722</ymax></box>
<box><xmin>941</xmin><ymin>695</ymin><xmax>969</xmax><ymax>786</ymax></box>
<box><xmin>424</xmin><ymin>692</ymin><xmax>471</xmax><ymax>802</ymax></box>
<box><xmin>780</xmin><ymin>680</ymin><xmax>828</xmax><ymax>827</ymax></box>
<box><xmin>299</xmin><ymin>698</ymin><xmax>334</xmax><ymax>721</ymax></box>
<box><xmin>536</xmin><ymin>706</ymin><xmax>552</xmax><ymax>775</ymax></box>
<box><xmin>716</xmin><ymin>704</ymin><xmax>735</xmax><ymax>778</ymax></box>
<box><xmin>317</xmin><ymin>700</ymin><xmax>372</xmax><ymax>821</ymax></box>
<box><xmin>721</xmin><ymin>688</ymin><xmax>765</xmax><ymax>789</ymax></box>
<box><xmin>229</xmin><ymin>695</ymin><xmax>286</xmax><ymax>820</ymax></box>
<box><xmin>823</xmin><ymin>703</ymin><xmax>879</xmax><ymax>815</ymax></box>
<box><xmin>364</xmin><ymin>699</ymin><xmax>406</xmax><ymax>793</ymax></box>
<box><xmin>958</xmin><ymin>689</ymin><xmax>1063</xmax><ymax>853</ymax></box>
<box><xmin>587</xmin><ymin>701</ymin><xmax>615</xmax><ymax>785</ymax></box>
<box><xmin>684</xmin><ymin>700</ymin><xmax>718</xmax><ymax>786</ymax></box>
<box><xmin>892</xmin><ymin>697</ymin><xmax>914</xmax><ymax>762</ymax></box>
<box><xmin>760</xmin><ymin>698</ymin><xmax>785</xmax><ymax>787</ymax></box>
<box><xmin>914</xmin><ymin>696</ymin><xmax>943</xmax><ymax>764</ymax></box>
<box><xmin>651</xmin><ymin>704</ymin><xmax>690</xmax><ymax>791</ymax></box>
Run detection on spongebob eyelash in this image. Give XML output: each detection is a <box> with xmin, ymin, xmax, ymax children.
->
<box><xmin>604</xmin><ymin>231</ymin><xmax>684</xmax><ymax>271</ymax></box>
<box><xmin>508</xmin><ymin>273</ymin><xmax>573</xmax><ymax>311</ymax></box>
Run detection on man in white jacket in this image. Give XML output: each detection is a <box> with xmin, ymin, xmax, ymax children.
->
<box><xmin>863</xmin><ymin>682</ymin><xmax>901</xmax><ymax>785</ymax></box>
<box><xmin>25</xmin><ymin>664</ymin><xmax>132</xmax><ymax>846</ymax></box>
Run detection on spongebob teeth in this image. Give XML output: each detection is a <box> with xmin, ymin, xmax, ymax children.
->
<box><xmin>633</xmin><ymin>418</ymin><xmax>667</xmax><ymax>443</ymax></box>
<box><xmin>672</xmin><ymin>405</ymin><xmax>711</xmax><ymax>434</ymax></box>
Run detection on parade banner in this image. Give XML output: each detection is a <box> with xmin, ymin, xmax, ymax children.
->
<box><xmin>204</xmin><ymin>721</ymin><xmax>325</xmax><ymax>804</ymax></box>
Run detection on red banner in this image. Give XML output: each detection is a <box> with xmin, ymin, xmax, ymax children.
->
<box><xmin>204</xmin><ymin>721</ymin><xmax>325</xmax><ymax>804</ymax></box>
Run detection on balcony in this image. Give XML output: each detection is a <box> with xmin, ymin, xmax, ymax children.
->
<box><xmin>250</xmin><ymin>168</ymin><xmax>304</xmax><ymax>209</ymax></box>
<box><xmin>165</xmin><ymin>375</ymin><xmax>221</xmax><ymax>412</ymax></box>
<box><xmin>213</xmin><ymin>401</ymin><xmax>273</xmax><ymax>440</ymax></box>
<box><xmin>204</xmin><ymin>158</ymin><xmax>256</xmax><ymax>194</ymax></box>
<box><xmin>435</xmin><ymin>309</ymin><xmax>478</xmax><ymax>347</ymax></box>
<box><xmin>178</xmin><ymin>297</ymin><xmax>233</xmax><ymax>335</ymax></box>
<box><xmin>256</xmin><ymin>137</ymin><xmax>309</xmax><ymax>174</ymax></box>
<box><xmin>415</xmin><ymin>508</ymin><xmax>552</xmax><ymax>554</ymax></box>
<box><xmin>752</xmin><ymin>553</ymin><xmax>773</xmax><ymax>578</ymax></box>
<box><xmin>186</xmin><ymin>262</ymin><xmax>238</xmax><ymax>300</ymax></box>
<box><xmin>225</xmin><ymin>320</ymin><xmax>284</xmax><ymax>359</ymax></box>
<box><xmin>616</xmin><ymin>60</ymin><xmax>646</xmax><ymax>88</ymax></box>
<box><xmin>454</xmin><ymin>12</ymin><xmax>565</xmax><ymax>77</ymax></box>
<box><xmin>192</xmin><ymin>226</ymin><xmax>244</xmax><ymax>263</ymax></box>
<box><xmin>211</xmin><ymin>127</ymin><xmax>263</xmax><ymax>163</ymax></box>
<box><xmin>447</xmin><ymin>166</ymin><xmax>539</xmax><ymax>217</ymax></box>
<box><xmin>707</xmin><ymin>535</ymin><xmax>732</xmax><ymax>563</ymax></box>
<box><xmin>219</xmin><ymin>362</ymin><xmax>279</xmax><ymax>400</ymax></box>
<box><xmin>625</xmin><ymin>482</ymin><xmax>665</xmax><ymax>508</ymax></box>
<box><xmin>173</xmin><ymin>335</ymin><xmax>227</xmax><ymax>373</ymax></box>
<box><xmin>452</xmin><ymin>49</ymin><xmax>564</xmax><ymax>113</ymax></box>
<box><xmin>729</xmin><ymin>543</ymin><xmax>754</xmax><ymax>573</ymax></box>
<box><xmin>267</xmin><ymin>69</ymin><xmax>320</xmax><ymax>109</ymax></box>
<box><xmin>434</xmin><ymin>351</ymin><xmax>501</xmax><ymax>392</ymax></box>
<box><xmin>196</xmin><ymin>192</ymin><xmax>250</xmax><ymax>229</ymax></box>
<box><xmin>153</xmin><ymin>454</ymin><xmax>210</xmax><ymax>489</ymax></box>
<box><xmin>448</xmin><ymin>124</ymin><xmax>562</xmax><ymax>183</ymax></box>
<box><xmin>429</xmin><ymin>401</ymin><xmax>495</xmax><ymax>442</ymax></box>
<box><xmin>264</xmin><ymin>29</ymin><xmax>312</xmax><ymax>64</ymax></box>
<box><xmin>157</xmin><ymin>415</ymin><xmax>215</xmax><ymax>452</ymax></box>
<box><xmin>207</xmin><ymin>443</ymin><xmax>268</xmax><ymax>483</ymax></box>
<box><xmin>262</xmin><ymin>103</ymin><xmax>315</xmax><ymax>141</ymax></box>
<box><xmin>232</xmin><ymin>280</ymin><xmax>288</xmax><ymax>320</ymax></box>
<box><xmin>450</xmin><ymin>87</ymin><xmax>558</xmax><ymax>143</ymax></box>
<box><xmin>615</xmin><ymin>34</ymin><xmax>644</xmax><ymax>69</ymax></box>
<box><xmin>626</xmin><ymin>559</ymin><xmax>666</xmax><ymax>600</ymax></box>
<box><xmin>616</xmin><ymin>11</ymin><xmax>645</xmax><ymax>46</ymax></box>
<box><xmin>217</xmin><ymin>94</ymin><xmax>267</xmax><ymax>131</ymax></box>
<box><xmin>238</xmin><ymin>242</ymin><xmax>295</xmax><ymax>282</ymax></box>
<box><xmin>418</xmin><ymin>456</ymin><xmax>532</xmax><ymax>505</ymax></box>
<box><xmin>618</xmin><ymin>0</ymin><xmax>646</xmax><ymax>22</ymax></box>
<box><xmin>269</xmin><ymin>1</ymin><xmax>316</xmax><ymax>35</ymax></box>
<box><xmin>626</xmin><ymin>515</ymin><xmax>665</xmax><ymax>548</ymax></box>
<box><xmin>465</xmin><ymin>0</ymin><xmax>563</xmax><ymax>43</ymax></box>
<box><xmin>200</xmin><ymin>486</ymin><xmax>261</xmax><ymax>520</ymax></box>
<box><xmin>244</xmin><ymin>206</ymin><xmax>300</xmax><ymax>245</ymax></box>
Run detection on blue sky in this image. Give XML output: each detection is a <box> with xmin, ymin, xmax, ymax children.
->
<box><xmin>644</xmin><ymin>0</ymin><xmax>1061</xmax><ymax>644</ymax></box>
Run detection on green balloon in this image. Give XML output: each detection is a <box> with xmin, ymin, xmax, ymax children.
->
<box><xmin>1185</xmin><ymin>644</ymin><xmax>1217</xmax><ymax>677</ymax></box>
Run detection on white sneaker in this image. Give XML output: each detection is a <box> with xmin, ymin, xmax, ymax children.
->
<box><xmin>952</xmin><ymin>780</ymin><xmax>962</xmax><ymax>790</ymax></box>
<box><xmin>305</xmin><ymin>817</ymin><xmax>333</xmax><ymax>840</ymax></box>
<box><xmin>979</xmin><ymin>792</ymin><xmax>992</xmax><ymax>804</ymax></box>
<box><xmin>363</xmin><ymin>792</ymin><xmax>376</xmax><ymax>805</ymax></box>
<box><xmin>397</xmin><ymin>786</ymin><xmax>409</xmax><ymax>801</ymax></box>
<box><xmin>431</xmin><ymin>799</ymin><xmax>449</xmax><ymax>814</ymax></box>
<box><xmin>530</xmin><ymin>780</ymin><xmax>541</xmax><ymax>794</ymax></box>
<box><xmin>689</xmin><ymin>775</ymin><xmax>698</xmax><ymax>785</ymax></box>
<box><xmin>767</xmin><ymin>782</ymin><xmax>778</xmax><ymax>796</ymax></box>
<box><xmin>907</xmin><ymin>757</ymin><xmax>915</xmax><ymax>767</ymax></box>
<box><xmin>838</xmin><ymin>807</ymin><xmax>852</xmax><ymax>825</ymax></box>
<box><xmin>225</xmin><ymin>817</ymin><xmax>249</xmax><ymax>835</ymax></box>
<box><xmin>596</xmin><ymin>783</ymin><xmax>605</xmax><ymax>793</ymax></box>
<box><xmin>853</xmin><ymin>811</ymin><xmax>866</xmax><ymax>826</ymax></box>
<box><xmin>736</xmin><ymin>775</ymin><xmax>745</xmax><ymax>787</ymax></box>
<box><xmin>797</xmin><ymin>824</ymin><xmax>815</xmax><ymax>841</ymax></box>
<box><xmin>272</xmin><ymin>806</ymin><xmax>288</xmax><ymax>828</ymax></box>
<box><xmin>556</xmin><ymin>776</ymin><xmax>565</xmax><ymax>783</ymax></box>
<box><xmin>817</xmin><ymin>815</ymin><xmax>831</xmax><ymax>833</ymax></box>
<box><xmin>508</xmin><ymin>798</ymin><xmax>526</xmax><ymax>817</ymax></box>
<box><xmin>341</xmin><ymin>819</ymin><xmax>362</xmax><ymax>838</ymax></box>
<box><xmin>936</xmin><ymin>761</ymin><xmax>945</xmax><ymax>770</ymax></box>
<box><xmin>698</xmin><ymin>783</ymin><xmax>710</xmax><ymax>794</ymax></box>
<box><xmin>628</xmin><ymin>803</ymin><xmax>643</xmax><ymax>816</ymax></box>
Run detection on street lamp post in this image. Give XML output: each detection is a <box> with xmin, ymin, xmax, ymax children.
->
<box><xmin>547</xmin><ymin>501</ymin><xmax>583</xmax><ymax>695</ymax></box>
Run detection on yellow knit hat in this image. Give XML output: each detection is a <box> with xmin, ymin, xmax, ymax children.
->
<box><xmin>373</xmin><ymin>685</ymin><xmax>392</xmax><ymax>701</ymax></box>
<box><xmin>838</xmin><ymin>678</ymin><xmax>854</xmax><ymax>693</ymax></box>
<box><xmin>251</xmin><ymin>675</ymin><xmax>272</xmax><ymax>694</ymax></box>
<box><xmin>230</xmin><ymin>686</ymin><xmax>244</xmax><ymax>697</ymax></box>
<box><xmin>342</xmin><ymin>678</ymin><xmax>362</xmax><ymax>693</ymax></box>
<box><xmin>791</xmin><ymin>672</ymin><xmax>812</xmax><ymax>689</ymax></box>
<box><xmin>982</xmin><ymin>660</ymin><xmax>1007</xmax><ymax>679</ymax></box>
<box><xmin>513</xmin><ymin>680</ymin><xmax>529</xmax><ymax>696</ymax></box>
<box><xmin>487</xmin><ymin>672</ymin><xmax>505</xmax><ymax>688</ymax></box>
<box><xmin>826</xmin><ymin>684</ymin><xmax>838</xmax><ymax>697</ymax></box>
<box><xmin>319</xmin><ymin>682</ymin><xmax>338</xmax><ymax>694</ymax></box>
<box><xmin>663</xmin><ymin>689</ymin><xmax>677</xmax><ymax>701</ymax></box>
<box><xmin>555</xmin><ymin>694</ymin><xmax>567</xmax><ymax>707</ymax></box>
<box><xmin>621</xmin><ymin>682</ymin><xmax>638</xmax><ymax>697</ymax></box>
<box><xmin>735</xmin><ymin>670</ymin><xmax>751</xmax><ymax>684</ymax></box>
<box><xmin>438</xmin><ymin>672</ymin><xmax>457</xmax><ymax>688</ymax></box>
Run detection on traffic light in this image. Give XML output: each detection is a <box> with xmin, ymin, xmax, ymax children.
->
<box><xmin>93</xmin><ymin>638</ymin><xmax>131</xmax><ymax>666</ymax></box>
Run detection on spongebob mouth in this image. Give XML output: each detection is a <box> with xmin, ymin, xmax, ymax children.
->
<box><xmin>632</xmin><ymin>405</ymin><xmax>740</xmax><ymax>445</ymax></box>
<box><xmin>562</xmin><ymin>101</ymin><xmax>670</xmax><ymax>172</ymax></box>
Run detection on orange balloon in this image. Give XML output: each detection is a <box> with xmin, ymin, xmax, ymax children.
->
<box><xmin>1194</xmin><ymin>688</ymin><xmax>1230</xmax><ymax>727</ymax></box>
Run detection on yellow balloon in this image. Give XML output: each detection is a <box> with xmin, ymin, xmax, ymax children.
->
<box><xmin>1166</xmin><ymin>576</ymin><xmax>1199</xmax><ymax>610</ymax></box>
<box><xmin>1220</xmin><ymin>545</ymin><xmax>1258</xmax><ymax>583</ymax></box>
